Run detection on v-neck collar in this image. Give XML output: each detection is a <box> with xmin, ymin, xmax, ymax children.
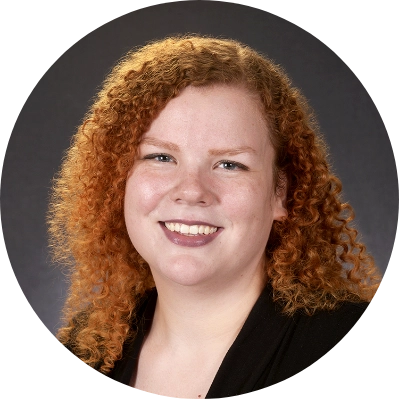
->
<box><xmin>80</xmin><ymin>277</ymin><xmax>369</xmax><ymax>397</ymax></box>
<box><xmin>109</xmin><ymin>284</ymin><xmax>295</xmax><ymax>397</ymax></box>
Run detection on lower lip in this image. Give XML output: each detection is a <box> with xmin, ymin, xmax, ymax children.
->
<box><xmin>160</xmin><ymin>222</ymin><xmax>222</xmax><ymax>247</ymax></box>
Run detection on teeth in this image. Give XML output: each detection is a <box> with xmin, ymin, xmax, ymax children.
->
<box><xmin>164</xmin><ymin>222</ymin><xmax>218</xmax><ymax>236</ymax></box>
<box><xmin>181</xmin><ymin>224</ymin><xmax>189</xmax><ymax>234</ymax></box>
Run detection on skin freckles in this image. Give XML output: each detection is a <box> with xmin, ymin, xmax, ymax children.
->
<box><xmin>124</xmin><ymin>84</ymin><xmax>287</xmax><ymax>290</ymax></box>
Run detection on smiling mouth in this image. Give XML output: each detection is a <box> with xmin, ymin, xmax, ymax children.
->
<box><xmin>164</xmin><ymin>222</ymin><xmax>218</xmax><ymax>236</ymax></box>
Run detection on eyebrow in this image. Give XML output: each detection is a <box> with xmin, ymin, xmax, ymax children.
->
<box><xmin>141</xmin><ymin>137</ymin><xmax>256</xmax><ymax>156</ymax></box>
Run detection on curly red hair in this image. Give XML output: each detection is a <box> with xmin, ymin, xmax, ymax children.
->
<box><xmin>48</xmin><ymin>35</ymin><xmax>380</xmax><ymax>374</ymax></box>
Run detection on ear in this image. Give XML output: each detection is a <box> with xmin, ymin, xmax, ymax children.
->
<box><xmin>272</xmin><ymin>172</ymin><xmax>288</xmax><ymax>221</ymax></box>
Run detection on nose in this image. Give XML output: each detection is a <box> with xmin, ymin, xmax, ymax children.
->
<box><xmin>169</xmin><ymin>168</ymin><xmax>215</xmax><ymax>206</ymax></box>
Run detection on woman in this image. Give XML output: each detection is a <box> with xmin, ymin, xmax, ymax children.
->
<box><xmin>48</xmin><ymin>35</ymin><xmax>380</xmax><ymax>398</ymax></box>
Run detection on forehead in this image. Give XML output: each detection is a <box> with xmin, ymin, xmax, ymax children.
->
<box><xmin>143</xmin><ymin>84</ymin><xmax>270</xmax><ymax>150</ymax></box>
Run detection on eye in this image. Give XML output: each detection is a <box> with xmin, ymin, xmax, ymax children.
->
<box><xmin>143</xmin><ymin>153</ymin><xmax>175</xmax><ymax>163</ymax></box>
<box><xmin>216</xmin><ymin>160</ymin><xmax>249</xmax><ymax>171</ymax></box>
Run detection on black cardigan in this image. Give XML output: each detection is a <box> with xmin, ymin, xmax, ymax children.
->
<box><xmin>108</xmin><ymin>285</ymin><xmax>367</xmax><ymax>397</ymax></box>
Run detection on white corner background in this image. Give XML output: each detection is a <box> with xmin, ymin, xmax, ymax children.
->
<box><xmin>368</xmin><ymin>80</ymin><xmax>400</xmax><ymax>320</ymax></box>
<box><xmin>0</xmin><ymin>80</ymin><xmax>400</xmax><ymax>400</ymax></box>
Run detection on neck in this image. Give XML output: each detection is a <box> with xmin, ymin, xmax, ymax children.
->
<box><xmin>148</xmin><ymin>267</ymin><xmax>266</xmax><ymax>348</ymax></box>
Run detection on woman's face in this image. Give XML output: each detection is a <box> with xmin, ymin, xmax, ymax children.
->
<box><xmin>124</xmin><ymin>84</ymin><xmax>287</xmax><ymax>289</ymax></box>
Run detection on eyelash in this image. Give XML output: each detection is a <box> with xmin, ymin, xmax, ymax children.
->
<box><xmin>142</xmin><ymin>153</ymin><xmax>249</xmax><ymax>171</ymax></box>
<box><xmin>143</xmin><ymin>154</ymin><xmax>172</xmax><ymax>160</ymax></box>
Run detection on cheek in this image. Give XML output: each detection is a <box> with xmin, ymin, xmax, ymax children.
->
<box><xmin>125</xmin><ymin>169</ymin><xmax>169</xmax><ymax>217</ymax></box>
<box><xmin>223</xmin><ymin>180</ymin><xmax>272</xmax><ymax>219</ymax></box>
<box><xmin>221</xmin><ymin>180</ymin><xmax>276</xmax><ymax>248</ymax></box>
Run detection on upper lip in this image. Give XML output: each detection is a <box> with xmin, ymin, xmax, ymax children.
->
<box><xmin>162</xmin><ymin>219</ymin><xmax>221</xmax><ymax>227</ymax></box>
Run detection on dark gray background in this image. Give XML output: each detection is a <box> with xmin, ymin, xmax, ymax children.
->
<box><xmin>1</xmin><ymin>1</ymin><xmax>397</xmax><ymax>337</ymax></box>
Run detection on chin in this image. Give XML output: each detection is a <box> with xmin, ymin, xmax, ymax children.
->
<box><xmin>152</xmin><ymin>256</ymin><xmax>217</xmax><ymax>287</ymax></box>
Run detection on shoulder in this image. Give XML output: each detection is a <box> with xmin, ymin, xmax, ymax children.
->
<box><xmin>268</xmin><ymin>300</ymin><xmax>369</xmax><ymax>384</ymax></box>
<box><xmin>293</xmin><ymin>301</ymin><xmax>368</xmax><ymax>341</ymax></box>
<box><xmin>207</xmin><ymin>286</ymin><xmax>370</xmax><ymax>394</ymax></box>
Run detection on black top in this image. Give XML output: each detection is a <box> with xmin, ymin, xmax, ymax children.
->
<box><xmin>108</xmin><ymin>285</ymin><xmax>368</xmax><ymax>397</ymax></box>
